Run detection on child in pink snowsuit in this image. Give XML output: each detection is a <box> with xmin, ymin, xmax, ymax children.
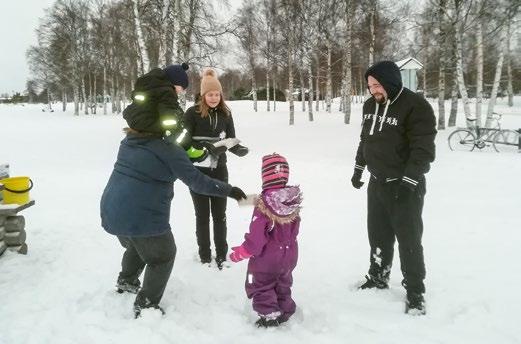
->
<box><xmin>229</xmin><ymin>153</ymin><xmax>302</xmax><ymax>328</ymax></box>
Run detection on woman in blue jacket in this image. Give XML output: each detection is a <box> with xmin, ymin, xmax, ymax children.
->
<box><xmin>100</xmin><ymin>64</ymin><xmax>246</xmax><ymax>318</ymax></box>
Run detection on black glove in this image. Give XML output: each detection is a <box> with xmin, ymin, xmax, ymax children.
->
<box><xmin>229</xmin><ymin>144</ymin><xmax>249</xmax><ymax>157</ymax></box>
<box><xmin>395</xmin><ymin>180</ymin><xmax>416</xmax><ymax>201</ymax></box>
<box><xmin>200</xmin><ymin>141</ymin><xmax>227</xmax><ymax>156</ymax></box>
<box><xmin>351</xmin><ymin>169</ymin><xmax>364</xmax><ymax>189</ymax></box>
<box><xmin>228</xmin><ymin>186</ymin><xmax>247</xmax><ymax>201</ymax></box>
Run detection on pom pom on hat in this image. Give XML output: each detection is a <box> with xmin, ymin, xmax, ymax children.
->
<box><xmin>200</xmin><ymin>67</ymin><xmax>223</xmax><ymax>95</ymax></box>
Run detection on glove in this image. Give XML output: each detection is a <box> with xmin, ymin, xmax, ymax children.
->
<box><xmin>229</xmin><ymin>245</ymin><xmax>252</xmax><ymax>263</ymax></box>
<box><xmin>228</xmin><ymin>186</ymin><xmax>247</xmax><ymax>201</ymax></box>
<box><xmin>229</xmin><ymin>144</ymin><xmax>249</xmax><ymax>157</ymax></box>
<box><xmin>200</xmin><ymin>141</ymin><xmax>227</xmax><ymax>156</ymax></box>
<box><xmin>395</xmin><ymin>180</ymin><xmax>416</xmax><ymax>201</ymax></box>
<box><xmin>351</xmin><ymin>169</ymin><xmax>364</xmax><ymax>189</ymax></box>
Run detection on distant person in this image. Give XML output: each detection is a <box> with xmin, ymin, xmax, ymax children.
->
<box><xmin>183</xmin><ymin>68</ymin><xmax>249</xmax><ymax>269</ymax></box>
<box><xmin>350</xmin><ymin>60</ymin><xmax>436</xmax><ymax>315</ymax></box>
<box><xmin>229</xmin><ymin>153</ymin><xmax>302</xmax><ymax>327</ymax></box>
<box><xmin>100</xmin><ymin>63</ymin><xmax>247</xmax><ymax>318</ymax></box>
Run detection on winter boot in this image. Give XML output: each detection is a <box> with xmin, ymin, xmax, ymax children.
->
<box><xmin>116</xmin><ymin>277</ymin><xmax>141</xmax><ymax>294</ymax></box>
<box><xmin>200</xmin><ymin>256</ymin><xmax>211</xmax><ymax>264</ymax></box>
<box><xmin>358</xmin><ymin>274</ymin><xmax>389</xmax><ymax>290</ymax></box>
<box><xmin>405</xmin><ymin>292</ymin><xmax>426</xmax><ymax>315</ymax></box>
<box><xmin>215</xmin><ymin>256</ymin><xmax>226</xmax><ymax>270</ymax></box>
<box><xmin>255</xmin><ymin>317</ymin><xmax>280</xmax><ymax>328</ymax></box>
<box><xmin>133</xmin><ymin>293</ymin><xmax>165</xmax><ymax>319</ymax></box>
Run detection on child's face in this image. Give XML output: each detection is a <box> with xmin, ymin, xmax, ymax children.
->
<box><xmin>204</xmin><ymin>91</ymin><xmax>221</xmax><ymax>108</ymax></box>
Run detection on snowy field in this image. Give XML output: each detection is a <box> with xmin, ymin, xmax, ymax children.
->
<box><xmin>0</xmin><ymin>97</ymin><xmax>520</xmax><ymax>344</ymax></box>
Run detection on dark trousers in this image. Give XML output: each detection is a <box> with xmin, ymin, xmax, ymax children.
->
<box><xmin>367</xmin><ymin>177</ymin><xmax>426</xmax><ymax>294</ymax></box>
<box><xmin>117</xmin><ymin>231</ymin><xmax>176</xmax><ymax>305</ymax></box>
<box><xmin>190</xmin><ymin>165</ymin><xmax>228</xmax><ymax>260</ymax></box>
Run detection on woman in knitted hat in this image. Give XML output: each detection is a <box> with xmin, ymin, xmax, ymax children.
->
<box><xmin>229</xmin><ymin>153</ymin><xmax>303</xmax><ymax>327</ymax></box>
<box><xmin>183</xmin><ymin>68</ymin><xmax>249</xmax><ymax>269</ymax></box>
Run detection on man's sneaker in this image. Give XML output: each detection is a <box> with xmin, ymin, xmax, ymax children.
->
<box><xmin>255</xmin><ymin>317</ymin><xmax>280</xmax><ymax>328</ymax></box>
<box><xmin>133</xmin><ymin>294</ymin><xmax>165</xmax><ymax>318</ymax></box>
<box><xmin>405</xmin><ymin>292</ymin><xmax>426</xmax><ymax>315</ymax></box>
<box><xmin>358</xmin><ymin>275</ymin><xmax>389</xmax><ymax>290</ymax></box>
<box><xmin>116</xmin><ymin>277</ymin><xmax>140</xmax><ymax>294</ymax></box>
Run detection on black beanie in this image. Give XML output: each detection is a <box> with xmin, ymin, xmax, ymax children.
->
<box><xmin>164</xmin><ymin>63</ymin><xmax>189</xmax><ymax>89</ymax></box>
<box><xmin>364</xmin><ymin>61</ymin><xmax>403</xmax><ymax>100</ymax></box>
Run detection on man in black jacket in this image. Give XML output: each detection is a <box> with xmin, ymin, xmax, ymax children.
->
<box><xmin>351</xmin><ymin>60</ymin><xmax>436</xmax><ymax>315</ymax></box>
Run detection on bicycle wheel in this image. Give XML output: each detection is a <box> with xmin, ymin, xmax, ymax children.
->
<box><xmin>493</xmin><ymin>129</ymin><xmax>521</xmax><ymax>153</ymax></box>
<box><xmin>448</xmin><ymin>129</ymin><xmax>476</xmax><ymax>151</ymax></box>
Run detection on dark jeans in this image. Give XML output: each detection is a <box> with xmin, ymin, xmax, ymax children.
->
<box><xmin>190</xmin><ymin>164</ymin><xmax>228</xmax><ymax>260</ymax></box>
<box><xmin>366</xmin><ymin>177</ymin><xmax>426</xmax><ymax>294</ymax></box>
<box><xmin>117</xmin><ymin>231</ymin><xmax>176</xmax><ymax>305</ymax></box>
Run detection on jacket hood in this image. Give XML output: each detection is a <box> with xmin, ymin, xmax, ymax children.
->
<box><xmin>364</xmin><ymin>61</ymin><xmax>403</xmax><ymax>100</ymax></box>
<box><xmin>256</xmin><ymin>185</ymin><xmax>302</xmax><ymax>224</ymax></box>
<box><xmin>134</xmin><ymin>68</ymin><xmax>172</xmax><ymax>92</ymax></box>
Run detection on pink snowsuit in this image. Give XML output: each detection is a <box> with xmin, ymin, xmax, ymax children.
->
<box><xmin>239</xmin><ymin>185</ymin><xmax>302</xmax><ymax>321</ymax></box>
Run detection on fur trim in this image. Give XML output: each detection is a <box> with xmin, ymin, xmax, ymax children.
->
<box><xmin>254</xmin><ymin>196</ymin><xmax>300</xmax><ymax>225</ymax></box>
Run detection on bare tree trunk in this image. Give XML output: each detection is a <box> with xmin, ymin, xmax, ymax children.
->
<box><xmin>307</xmin><ymin>56</ymin><xmax>313</xmax><ymax>121</ymax></box>
<box><xmin>315</xmin><ymin>53</ymin><xmax>320</xmax><ymax>111</ymax></box>
<box><xmin>288</xmin><ymin>29</ymin><xmax>295</xmax><ymax>125</ymax></box>
<box><xmin>251</xmin><ymin>68</ymin><xmax>258</xmax><ymax>112</ymax></box>
<box><xmin>475</xmin><ymin>19</ymin><xmax>484</xmax><ymax>127</ymax></box>
<box><xmin>62</xmin><ymin>89</ymin><xmax>66</xmax><ymax>112</ymax></box>
<box><xmin>158</xmin><ymin>0</ymin><xmax>171</xmax><ymax>67</ymax></box>
<box><xmin>326</xmin><ymin>41</ymin><xmax>332</xmax><ymax>113</ymax></box>
<box><xmin>485</xmin><ymin>26</ymin><xmax>507</xmax><ymax>127</ymax></box>
<box><xmin>455</xmin><ymin>20</ymin><xmax>474</xmax><ymax>127</ymax></box>
<box><xmin>343</xmin><ymin>0</ymin><xmax>353</xmax><ymax>124</ymax></box>
<box><xmin>73</xmin><ymin>85</ymin><xmax>80</xmax><ymax>116</ymax></box>
<box><xmin>82</xmin><ymin>77</ymin><xmax>88</xmax><ymax>115</ymax></box>
<box><xmin>506</xmin><ymin>21</ymin><xmax>513</xmax><ymax>107</ymax></box>
<box><xmin>103</xmin><ymin>65</ymin><xmax>107</xmax><ymax>115</ymax></box>
<box><xmin>133</xmin><ymin>0</ymin><xmax>149</xmax><ymax>75</ymax></box>
<box><xmin>92</xmin><ymin>74</ymin><xmax>97</xmax><ymax>115</ymax></box>
<box><xmin>449</xmin><ymin>73</ymin><xmax>458</xmax><ymax>127</ymax></box>
<box><xmin>300</xmin><ymin>68</ymin><xmax>306</xmax><ymax>112</ymax></box>
<box><xmin>368</xmin><ymin>0</ymin><xmax>376</xmax><ymax>68</ymax></box>
<box><xmin>437</xmin><ymin>0</ymin><xmax>447</xmax><ymax>130</ymax></box>
<box><xmin>273</xmin><ymin>68</ymin><xmax>277</xmax><ymax>111</ymax></box>
<box><xmin>266</xmin><ymin>64</ymin><xmax>270</xmax><ymax>111</ymax></box>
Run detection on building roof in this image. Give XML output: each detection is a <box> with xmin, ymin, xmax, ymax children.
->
<box><xmin>395</xmin><ymin>57</ymin><xmax>423</xmax><ymax>70</ymax></box>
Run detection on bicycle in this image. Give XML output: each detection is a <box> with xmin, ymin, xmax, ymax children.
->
<box><xmin>447</xmin><ymin>113</ymin><xmax>521</xmax><ymax>153</ymax></box>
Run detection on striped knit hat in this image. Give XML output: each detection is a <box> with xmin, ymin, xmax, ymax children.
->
<box><xmin>262</xmin><ymin>153</ymin><xmax>289</xmax><ymax>190</ymax></box>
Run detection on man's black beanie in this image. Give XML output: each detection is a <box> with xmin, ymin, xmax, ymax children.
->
<box><xmin>364</xmin><ymin>60</ymin><xmax>403</xmax><ymax>100</ymax></box>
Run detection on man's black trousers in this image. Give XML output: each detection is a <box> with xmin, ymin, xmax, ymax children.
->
<box><xmin>366</xmin><ymin>177</ymin><xmax>426</xmax><ymax>294</ymax></box>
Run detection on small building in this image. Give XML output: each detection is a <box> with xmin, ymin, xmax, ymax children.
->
<box><xmin>395</xmin><ymin>57</ymin><xmax>423</xmax><ymax>92</ymax></box>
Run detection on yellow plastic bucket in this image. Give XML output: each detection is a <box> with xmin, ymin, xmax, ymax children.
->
<box><xmin>0</xmin><ymin>177</ymin><xmax>33</xmax><ymax>205</ymax></box>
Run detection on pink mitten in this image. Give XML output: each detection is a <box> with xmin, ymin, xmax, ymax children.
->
<box><xmin>229</xmin><ymin>245</ymin><xmax>252</xmax><ymax>263</ymax></box>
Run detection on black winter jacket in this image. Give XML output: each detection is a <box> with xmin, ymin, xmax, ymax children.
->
<box><xmin>123</xmin><ymin>68</ymin><xmax>185</xmax><ymax>134</ymax></box>
<box><xmin>183</xmin><ymin>105</ymin><xmax>236</xmax><ymax>166</ymax></box>
<box><xmin>354</xmin><ymin>87</ymin><xmax>436</xmax><ymax>186</ymax></box>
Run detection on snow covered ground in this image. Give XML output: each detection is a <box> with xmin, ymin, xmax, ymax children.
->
<box><xmin>0</xmin><ymin>97</ymin><xmax>520</xmax><ymax>344</ymax></box>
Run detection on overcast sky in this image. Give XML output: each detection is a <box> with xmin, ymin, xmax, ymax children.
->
<box><xmin>0</xmin><ymin>0</ymin><xmax>239</xmax><ymax>96</ymax></box>
<box><xmin>0</xmin><ymin>0</ymin><xmax>56</xmax><ymax>95</ymax></box>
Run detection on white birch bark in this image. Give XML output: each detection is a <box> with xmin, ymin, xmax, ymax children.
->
<box><xmin>82</xmin><ymin>77</ymin><xmax>88</xmax><ymax>115</ymax></box>
<box><xmin>506</xmin><ymin>21</ymin><xmax>513</xmax><ymax>107</ymax></box>
<box><xmin>158</xmin><ymin>0</ymin><xmax>171</xmax><ymax>67</ymax></box>
<box><xmin>326</xmin><ymin>41</ymin><xmax>332</xmax><ymax>113</ymax></box>
<box><xmin>103</xmin><ymin>65</ymin><xmax>107</xmax><ymax>115</ymax></box>
<box><xmin>437</xmin><ymin>0</ymin><xmax>447</xmax><ymax>130</ymax></box>
<box><xmin>73</xmin><ymin>85</ymin><xmax>80</xmax><ymax>116</ymax></box>
<box><xmin>449</xmin><ymin>73</ymin><xmax>458</xmax><ymax>127</ymax></box>
<box><xmin>133</xmin><ymin>0</ymin><xmax>149</xmax><ymax>75</ymax></box>
<box><xmin>315</xmin><ymin>53</ymin><xmax>320</xmax><ymax>112</ymax></box>
<box><xmin>300</xmin><ymin>68</ymin><xmax>306</xmax><ymax>112</ymax></box>
<box><xmin>455</xmin><ymin>19</ymin><xmax>474</xmax><ymax>127</ymax></box>
<box><xmin>485</xmin><ymin>26</ymin><xmax>507</xmax><ymax>127</ymax></box>
<box><xmin>343</xmin><ymin>0</ymin><xmax>353</xmax><ymax>124</ymax></box>
<box><xmin>475</xmin><ymin>19</ymin><xmax>484</xmax><ymax>127</ymax></box>
<box><xmin>307</xmin><ymin>56</ymin><xmax>313</xmax><ymax>121</ymax></box>
<box><xmin>288</xmin><ymin>28</ymin><xmax>295</xmax><ymax>125</ymax></box>
<box><xmin>368</xmin><ymin>0</ymin><xmax>376</xmax><ymax>68</ymax></box>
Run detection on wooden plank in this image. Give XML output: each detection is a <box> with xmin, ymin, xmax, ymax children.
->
<box><xmin>0</xmin><ymin>200</ymin><xmax>35</xmax><ymax>216</ymax></box>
